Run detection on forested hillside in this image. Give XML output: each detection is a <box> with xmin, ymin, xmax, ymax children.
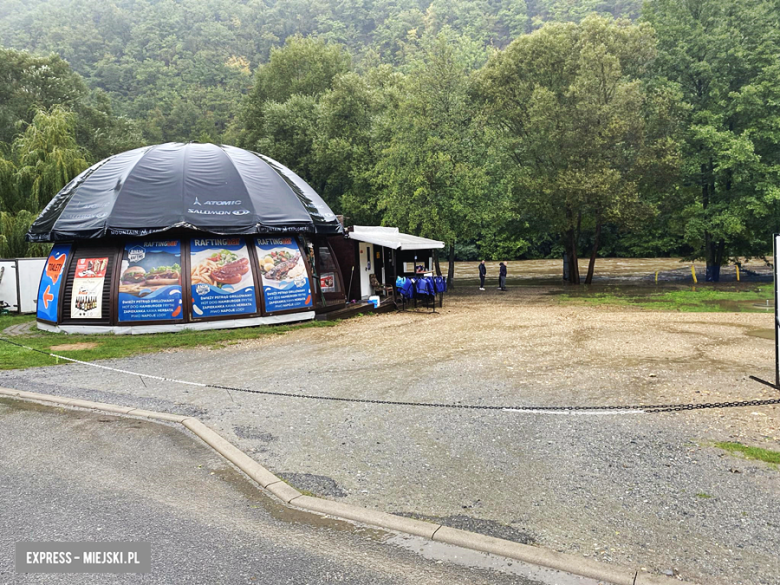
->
<box><xmin>1</xmin><ymin>0</ymin><xmax>778</xmax><ymax>284</ymax></box>
<box><xmin>0</xmin><ymin>0</ymin><xmax>642</xmax><ymax>142</ymax></box>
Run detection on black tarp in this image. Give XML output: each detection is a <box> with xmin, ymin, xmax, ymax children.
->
<box><xmin>27</xmin><ymin>143</ymin><xmax>343</xmax><ymax>242</ymax></box>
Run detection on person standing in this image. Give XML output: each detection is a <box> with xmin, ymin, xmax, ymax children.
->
<box><xmin>478</xmin><ymin>260</ymin><xmax>486</xmax><ymax>290</ymax></box>
<box><xmin>498</xmin><ymin>262</ymin><xmax>507</xmax><ymax>291</ymax></box>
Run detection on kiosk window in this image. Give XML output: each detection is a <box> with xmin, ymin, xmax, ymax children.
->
<box><xmin>318</xmin><ymin>246</ymin><xmax>340</xmax><ymax>293</ymax></box>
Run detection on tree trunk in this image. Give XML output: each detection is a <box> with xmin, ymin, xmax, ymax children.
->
<box><xmin>702</xmin><ymin>160</ymin><xmax>720</xmax><ymax>282</ymax></box>
<box><xmin>433</xmin><ymin>250</ymin><xmax>442</xmax><ymax>276</ymax></box>
<box><xmin>447</xmin><ymin>243</ymin><xmax>455</xmax><ymax>288</ymax></box>
<box><xmin>584</xmin><ymin>221</ymin><xmax>601</xmax><ymax>285</ymax></box>
<box><xmin>565</xmin><ymin>229</ymin><xmax>580</xmax><ymax>284</ymax></box>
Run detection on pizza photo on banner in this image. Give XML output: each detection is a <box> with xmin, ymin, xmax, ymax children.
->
<box><xmin>190</xmin><ymin>238</ymin><xmax>257</xmax><ymax>318</ymax></box>
<box><xmin>37</xmin><ymin>244</ymin><xmax>71</xmax><ymax>322</ymax></box>
<box><xmin>118</xmin><ymin>240</ymin><xmax>183</xmax><ymax>322</ymax></box>
<box><xmin>256</xmin><ymin>237</ymin><xmax>312</xmax><ymax>312</ymax></box>
<box><xmin>71</xmin><ymin>257</ymin><xmax>108</xmax><ymax>319</ymax></box>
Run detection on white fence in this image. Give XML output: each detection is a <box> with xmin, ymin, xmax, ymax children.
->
<box><xmin>0</xmin><ymin>258</ymin><xmax>46</xmax><ymax>314</ymax></box>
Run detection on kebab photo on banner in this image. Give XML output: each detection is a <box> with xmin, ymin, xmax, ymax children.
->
<box><xmin>256</xmin><ymin>237</ymin><xmax>312</xmax><ymax>312</ymax></box>
<box><xmin>190</xmin><ymin>238</ymin><xmax>257</xmax><ymax>318</ymax></box>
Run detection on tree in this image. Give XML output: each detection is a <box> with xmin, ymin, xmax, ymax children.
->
<box><xmin>237</xmin><ymin>35</ymin><xmax>351</xmax><ymax>151</ymax></box>
<box><xmin>476</xmin><ymin>15</ymin><xmax>679</xmax><ymax>283</ymax></box>
<box><xmin>644</xmin><ymin>0</ymin><xmax>780</xmax><ymax>280</ymax></box>
<box><xmin>8</xmin><ymin>106</ymin><xmax>89</xmax><ymax>213</ymax></box>
<box><xmin>314</xmin><ymin>66</ymin><xmax>405</xmax><ymax>224</ymax></box>
<box><xmin>376</xmin><ymin>34</ymin><xmax>490</xmax><ymax>285</ymax></box>
<box><xmin>0</xmin><ymin>210</ymin><xmax>50</xmax><ymax>258</ymax></box>
<box><xmin>256</xmin><ymin>94</ymin><xmax>322</xmax><ymax>192</ymax></box>
<box><xmin>0</xmin><ymin>48</ymin><xmax>88</xmax><ymax>145</ymax></box>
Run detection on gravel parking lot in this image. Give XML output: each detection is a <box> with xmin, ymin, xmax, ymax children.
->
<box><xmin>3</xmin><ymin>286</ymin><xmax>779</xmax><ymax>584</ymax></box>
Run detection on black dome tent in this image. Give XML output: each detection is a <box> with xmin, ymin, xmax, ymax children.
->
<box><xmin>28</xmin><ymin>142</ymin><xmax>342</xmax><ymax>241</ymax></box>
<box><xmin>30</xmin><ymin>143</ymin><xmax>346</xmax><ymax>334</ymax></box>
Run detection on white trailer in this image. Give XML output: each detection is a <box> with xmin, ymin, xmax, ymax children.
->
<box><xmin>0</xmin><ymin>257</ymin><xmax>47</xmax><ymax>314</ymax></box>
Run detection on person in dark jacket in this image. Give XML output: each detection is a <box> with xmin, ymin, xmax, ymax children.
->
<box><xmin>478</xmin><ymin>260</ymin><xmax>486</xmax><ymax>290</ymax></box>
<box><xmin>498</xmin><ymin>262</ymin><xmax>507</xmax><ymax>291</ymax></box>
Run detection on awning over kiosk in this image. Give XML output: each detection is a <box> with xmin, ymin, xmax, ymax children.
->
<box><xmin>346</xmin><ymin>226</ymin><xmax>444</xmax><ymax>250</ymax></box>
<box><xmin>27</xmin><ymin>143</ymin><xmax>342</xmax><ymax>243</ymax></box>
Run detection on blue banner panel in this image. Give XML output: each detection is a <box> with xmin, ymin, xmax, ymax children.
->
<box><xmin>256</xmin><ymin>237</ymin><xmax>312</xmax><ymax>313</ymax></box>
<box><xmin>190</xmin><ymin>237</ymin><xmax>257</xmax><ymax>318</ymax></box>
<box><xmin>118</xmin><ymin>240</ymin><xmax>183</xmax><ymax>322</ymax></box>
<box><xmin>37</xmin><ymin>244</ymin><xmax>71</xmax><ymax>322</ymax></box>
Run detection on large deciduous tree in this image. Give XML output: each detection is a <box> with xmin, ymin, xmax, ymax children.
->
<box><xmin>236</xmin><ymin>35</ymin><xmax>351</xmax><ymax>153</ymax></box>
<box><xmin>5</xmin><ymin>106</ymin><xmax>89</xmax><ymax>213</ymax></box>
<box><xmin>314</xmin><ymin>66</ymin><xmax>405</xmax><ymax>224</ymax></box>
<box><xmin>644</xmin><ymin>0</ymin><xmax>780</xmax><ymax>281</ymax></box>
<box><xmin>476</xmin><ymin>15</ymin><xmax>679</xmax><ymax>283</ymax></box>
<box><xmin>0</xmin><ymin>49</ymin><xmax>87</xmax><ymax>145</ymax></box>
<box><xmin>376</xmin><ymin>34</ymin><xmax>489</xmax><ymax>285</ymax></box>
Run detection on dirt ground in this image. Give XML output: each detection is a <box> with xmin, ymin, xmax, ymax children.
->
<box><xmin>3</xmin><ymin>283</ymin><xmax>779</xmax><ymax>585</ymax></box>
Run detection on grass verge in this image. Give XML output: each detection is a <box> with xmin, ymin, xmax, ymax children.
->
<box><xmin>714</xmin><ymin>441</ymin><xmax>780</xmax><ymax>465</ymax></box>
<box><xmin>559</xmin><ymin>284</ymin><xmax>772</xmax><ymax>312</ymax></box>
<box><xmin>0</xmin><ymin>314</ymin><xmax>337</xmax><ymax>370</ymax></box>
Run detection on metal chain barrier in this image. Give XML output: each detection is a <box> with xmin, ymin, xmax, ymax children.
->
<box><xmin>2</xmin><ymin>337</ymin><xmax>780</xmax><ymax>415</ymax></box>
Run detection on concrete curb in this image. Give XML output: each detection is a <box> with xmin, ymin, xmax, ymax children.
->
<box><xmin>0</xmin><ymin>387</ymin><xmax>697</xmax><ymax>585</ymax></box>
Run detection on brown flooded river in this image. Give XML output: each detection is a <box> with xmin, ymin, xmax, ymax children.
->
<box><xmin>452</xmin><ymin>257</ymin><xmax>772</xmax><ymax>283</ymax></box>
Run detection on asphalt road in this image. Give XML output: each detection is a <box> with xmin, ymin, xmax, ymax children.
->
<box><xmin>0</xmin><ymin>398</ymin><xmax>599</xmax><ymax>585</ymax></box>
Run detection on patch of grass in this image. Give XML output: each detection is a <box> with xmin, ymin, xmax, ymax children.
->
<box><xmin>714</xmin><ymin>441</ymin><xmax>780</xmax><ymax>465</ymax></box>
<box><xmin>695</xmin><ymin>492</ymin><xmax>713</xmax><ymax>499</ymax></box>
<box><xmin>559</xmin><ymin>284</ymin><xmax>772</xmax><ymax>312</ymax></box>
<box><xmin>0</xmin><ymin>314</ymin><xmax>337</xmax><ymax>370</ymax></box>
<box><xmin>0</xmin><ymin>314</ymin><xmax>36</xmax><ymax>329</ymax></box>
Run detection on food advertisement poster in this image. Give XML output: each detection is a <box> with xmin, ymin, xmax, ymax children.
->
<box><xmin>37</xmin><ymin>243</ymin><xmax>71</xmax><ymax>322</ymax></box>
<box><xmin>190</xmin><ymin>238</ymin><xmax>257</xmax><ymax>318</ymax></box>
<box><xmin>118</xmin><ymin>240</ymin><xmax>183</xmax><ymax>322</ymax></box>
<box><xmin>256</xmin><ymin>238</ymin><xmax>312</xmax><ymax>313</ymax></box>
<box><xmin>70</xmin><ymin>257</ymin><xmax>108</xmax><ymax>319</ymax></box>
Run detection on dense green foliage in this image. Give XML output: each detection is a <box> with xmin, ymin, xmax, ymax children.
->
<box><xmin>0</xmin><ymin>0</ymin><xmax>778</xmax><ymax>285</ymax></box>
<box><xmin>0</xmin><ymin>0</ymin><xmax>643</xmax><ymax>144</ymax></box>
<box><xmin>645</xmin><ymin>0</ymin><xmax>780</xmax><ymax>280</ymax></box>
<box><xmin>476</xmin><ymin>16</ymin><xmax>680</xmax><ymax>282</ymax></box>
<box><xmin>0</xmin><ymin>50</ymin><xmax>141</xmax><ymax>256</ymax></box>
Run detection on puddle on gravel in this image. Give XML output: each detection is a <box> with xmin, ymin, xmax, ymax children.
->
<box><xmin>279</xmin><ymin>472</ymin><xmax>347</xmax><ymax>498</ymax></box>
<box><xmin>747</xmin><ymin>328</ymin><xmax>775</xmax><ymax>340</ymax></box>
<box><xmin>387</xmin><ymin>534</ymin><xmax>602</xmax><ymax>584</ymax></box>
<box><xmin>204</xmin><ymin>466</ymin><xmax>386</xmax><ymax>538</ymax></box>
<box><xmin>395</xmin><ymin>512</ymin><xmax>533</xmax><ymax>544</ymax></box>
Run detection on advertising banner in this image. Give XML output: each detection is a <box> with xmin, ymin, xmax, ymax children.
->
<box><xmin>37</xmin><ymin>244</ymin><xmax>71</xmax><ymax>322</ymax></box>
<box><xmin>118</xmin><ymin>240</ymin><xmax>183</xmax><ymax>322</ymax></box>
<box><xmin>190</xmin><ymin>238</ymin><xmax>257</xmax><ymax>318</ymax></box>
<box><xmin>71</xmin><ymin>257</ymin><xmax>108</xmax><ymax>319</ymax></box>
<box><xmin>256</xmin><ymin>237</ymin><xmax>312</xmax><ymax>313</ymax></box>
<box><xmin>320</xmin><ymin>272</ymin><xmax>336</xmax><ymax>293</ymax></box>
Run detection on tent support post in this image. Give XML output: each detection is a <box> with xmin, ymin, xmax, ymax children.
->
<box><xmin>392</xmin><ymin>249</ymin><xmax>398</xmax><ymax>308</ymax></box>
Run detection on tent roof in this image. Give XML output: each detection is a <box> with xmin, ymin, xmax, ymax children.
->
<box><xmin>346</xmin><ymin>226</ymin><xmax>445</xmax><ymax>250</ymax></box>
<box><xmin>27</xmin><ymin>143</ymin><xmax>342</xmax><ymax>242</ymax></box>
